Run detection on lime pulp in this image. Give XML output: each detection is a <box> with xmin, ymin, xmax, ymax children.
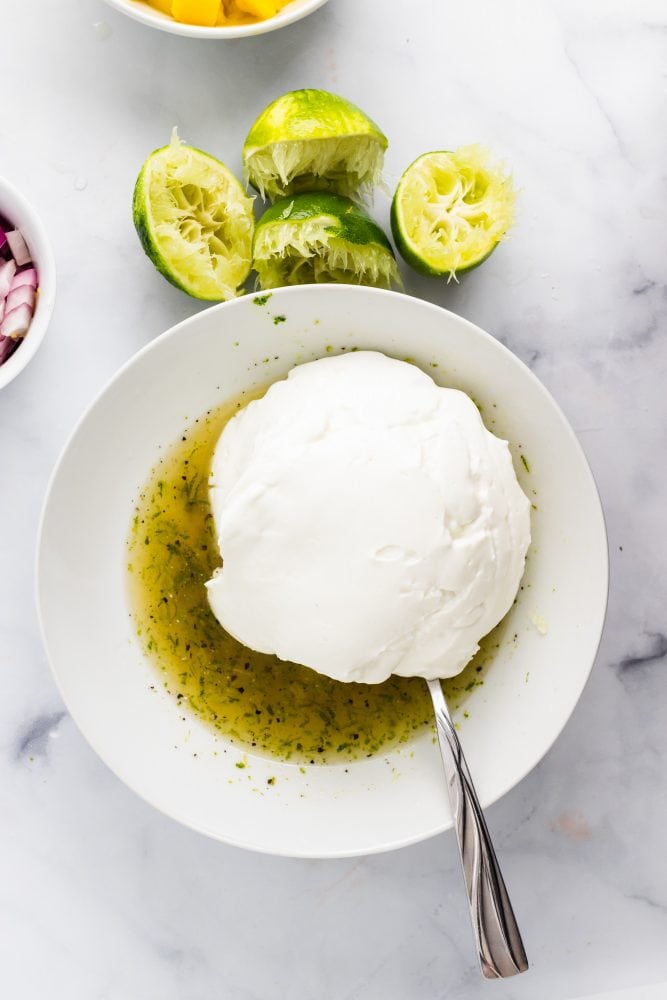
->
<box><xmin>391</xmin><ymin>146</ymin><xmax>516</xmax><ymax>278</ymax></box>
<box><xmin>252</xmin><ymin>191</ymin><xmax>400</xmax><ymax>290</ymax></box>
<box><xmin>133</xmin><ymin>129</ymin><xmax>255</xmax><ymax>301</ymax></box>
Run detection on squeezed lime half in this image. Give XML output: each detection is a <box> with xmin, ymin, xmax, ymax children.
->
<box><xmin>252</xmin><ymin>191</ymin><xmax>400</xmax><ymax>290</ymax></box>
<box><xmin>391</xmin><ymin>146</ymin><xmax>516</xmax><ymax>279</ymax></box>
<box><xmin>243</xmin><ymin>89</ymin><xmax>388</xmax><ymax>202</ymax></box>
<box><xmin>133</xmin><ymin>129</ymin><xmax>255</xmax><ymax>301</ymax></box>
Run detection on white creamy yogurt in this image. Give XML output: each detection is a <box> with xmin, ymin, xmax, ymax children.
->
<box><xmin>206</xmin><ymin>351</ymin><xmax>530</xmax><ymax>684</ymax></box>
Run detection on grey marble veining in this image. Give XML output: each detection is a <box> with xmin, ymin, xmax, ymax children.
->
<box><xmin>1</xmin><ymin>1</ymin><xmax>666</xmax><ymax>997</ymax></box>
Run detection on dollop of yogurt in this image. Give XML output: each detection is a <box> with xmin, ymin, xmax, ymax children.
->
<box><xmin>206</xmin><ymin>351</ymin><xmax>530</xmax><ymax>684</ymax></box>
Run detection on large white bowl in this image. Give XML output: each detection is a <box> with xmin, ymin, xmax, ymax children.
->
<box><xmin>103</xmin><ymin>0</ymin><xmax>328</xmax><ymax>39</ymax></box>
<box><xmin>0</xmin><ymin>176</ymin><xmax>56</xmax><ymax>391</ymax></box>
<box><xmin>37</xmin><ymin>286</ymin><xmax>608</xmax><ymax>858</ymax></box>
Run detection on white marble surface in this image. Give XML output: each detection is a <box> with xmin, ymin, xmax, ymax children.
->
<box><xmin>1</xmin><ymin>1</ymin><xmax>666</xmax><ymax>996</ymax></box>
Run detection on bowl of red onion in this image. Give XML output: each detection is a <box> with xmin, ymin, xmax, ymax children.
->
<box><xmin>0</xmin><ymin>176</ymin><xmax>56</xmax><ymax>390</ymax></box>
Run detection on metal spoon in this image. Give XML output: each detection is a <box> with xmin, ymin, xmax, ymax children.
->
<box><xmin>426</xmin><ymin>678</ymin><xmax>529</xmax><ymax>979</ymax></box>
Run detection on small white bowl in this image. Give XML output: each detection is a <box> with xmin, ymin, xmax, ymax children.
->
<box><xmin>0</xmin><ymin>177</ymin><xmax>56</xmax><ymax>391</ymax></box>
<box><xmin>102</xmin><ymin>0</ymin><xmax>329</xmax><ymax>39</ymax></box>
<box><xmin>37</xmin><ymin>286</ymin><xmax>608</xmax><ymax>858</ymax></box>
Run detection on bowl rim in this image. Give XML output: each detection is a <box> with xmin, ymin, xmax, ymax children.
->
<box><xmin>35</xmin><ymin>286</ymin><xmax>609</xmax><ymax>856</ymax></box>
<box><xmin>0</xmin><ymin>176</ymin><xmax>57</xmax><ymax>391</ymax></box>
<box><xmin>101</xmin><ymin>0</ymin><xmax>330</xmax><ymax>39</ymax></box>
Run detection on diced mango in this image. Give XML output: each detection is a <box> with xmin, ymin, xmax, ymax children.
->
<box><xmin>149</xmin><ymin>0</ymin><xmax>173</xmax><ymax>14</ymax></box>
<box><xmin>234</xmin><ymin>0</ymin><xmax>280</xmax><ymax>18</ymax></box>
<box><xmin>171</xmin><ymin>0</ymin><xmax>221</xmax><ymax>26</ymax></box>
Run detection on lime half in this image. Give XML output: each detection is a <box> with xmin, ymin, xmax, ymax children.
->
<box><xmin>391</xmin><ymin>146</ymin><xmax>516</xmax><ymax>279</ymax></box>
<box><xmin>133</xmin><ymin>130</ymin><xmax>255</xmax><ymax>301</ymax></box>
<box><xmin>243</xmin><ymin>89</ymin><xmax>387</xmax><ymax>202</ymax></box>
<box><xmin>253</xmin><ymin>192</ymin><xmax>400</xmax><ymax>290</ymax></box>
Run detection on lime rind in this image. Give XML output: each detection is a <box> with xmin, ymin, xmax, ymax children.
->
<box><xmin>253</xmin><ymin>193</ymin><xmax>400</xmax><ymax>290</ymax></box>
<box><xmin>258</xmin><ymin>192</ymin><xmax>394</xmax><ymax>249</ymax></box>
<box><xmin>391</xmin><ymin>145</ymin><xmax>516</xmax><ymax>279</ymax></box>
<box><xmin>133</xmin><ymin>130</ymin><xmax>255</xmax><ymax>301</ymax></box>
<box><xmin>243</xmin><ymin>89</ymin><xmax>387</xmax><ymax>202</ymax></box>
<box><xmin>244</xmin><ymin>90</ymin><xmax>387</xmax><ymax>149</ymax></box>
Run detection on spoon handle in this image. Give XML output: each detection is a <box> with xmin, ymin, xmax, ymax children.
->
<box><xmin>427</xmin><ymin>678</ymin><xmax>529</xmax><ymax>979</ymax></box>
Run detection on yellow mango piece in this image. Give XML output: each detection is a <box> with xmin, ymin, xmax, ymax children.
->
<box><xmin>149</xmin><ymin>0</ymin><xmax>173</xmax><ymax>14</ymax></box>
<box><xmin>171</xmin><ymin>0</ymin><xmax>221</xmax><ymax>26</ymax></box>
<box><xmin>234</xmin><ymin>0</ymin><xmax>280</xmax><ymax>19</ymax></box>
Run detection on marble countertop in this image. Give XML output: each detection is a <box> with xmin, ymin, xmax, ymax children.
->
<box><xmin>2</xmin><ymin>1</ymin><xmax>666</xmax><ymax>997</ymax></box>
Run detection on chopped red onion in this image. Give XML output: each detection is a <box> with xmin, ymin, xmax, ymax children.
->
<box><xmin>0</xmin><ymin>302</ymin><xmax>33</xmax><ymax>339</ymax></box>
<box><xmin>0</xmin><ymin>334</ymin><xmax>19</xmax><ymax>363</ymax></box>
<box><xmin>11</xmin><ymin>267</ymin><xmax>38</xmax><ymax>289</ymax></box>
<box><xmin>6</xmin><ymin>284</ymin><xmax>36</xmax><ymax>314</ymax></box>
<box><xmin>0</xmin><ymin>258</ymin><xmax>17</xmax><ymax>300</ymax></box>
<box><xmin>0</xmin><ymin>225</ymin><xmax>39</xmax><ymax>366</ymax></box>
<box><xmin>6</xmin><ymin>230</ymin><xmax>31</xmax><ymax>267</ymax></box>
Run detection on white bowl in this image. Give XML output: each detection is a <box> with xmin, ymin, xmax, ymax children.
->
<box><xmin>37</xmin><ymin>286</ymin><xmax>608</xmax><ymax>858</ymax></box>
<box><xmin>0</xmin><ymin>177</ymin><xmax>56</xmax><ymax>390</ymax></box>
<box><xmin>102</xmin><ymin>0</ymin><xmax>329</xmax><ymax>38</ymax></box>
